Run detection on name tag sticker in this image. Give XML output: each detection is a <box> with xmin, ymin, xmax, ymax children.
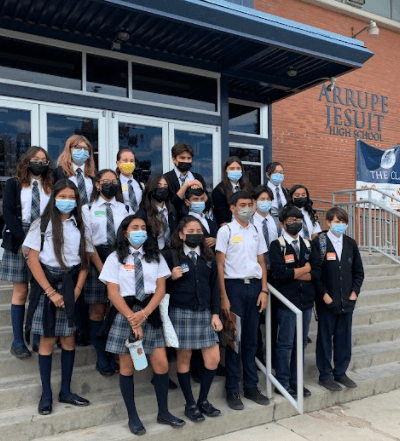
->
<box><xmin>94</xmin><ymin>210</ymin><xmax>106</xmax><ymax>217</ymax></box>
<box><xmin>327</xmin><ymin>252</ymin><xmax>337</xmax><ymax>261</ymax></box>
<box><xmin>181</xmin><ymin>263</ymin><xmax>190</xmax><ymax>273</ymax></box>
<box><xmin>232</xmin><ymin>236</ymin><xmax>243</xmax><ymax>246</ymax></box>
<box><xmin>284</xmin><ymin>254</ymin><xmax>295</xmax><ymax>264</ymax></box>
<box><xmin>122</xmin><ymin>185</ymin><xmax>128</xmax><ymax>191</ymax></box>
<box><xmin>124</xmin><ymin>264</ymin><xmax>135</xmax><ymax>272</ymax></box>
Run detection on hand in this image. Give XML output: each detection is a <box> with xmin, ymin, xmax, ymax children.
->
<box><xmin>51</xmin><ymin>293</ymin><xmax>65</xmax><ymax>309</ymax></box>
<box><xmin>349</xmin><ymin>291</ymin><xmax>358</xmax><ymax>301</ymax></box>
<box><xmin>127</xmin><ymin>311</ymin><xmax>147</xmax><ymax>328</ymax></box>
<box><xmin>205</xmin><ymin>237</ymin><xmax>216</xmax><ymax>248</ymax></box>
<box><xmin>323</xmin><ymin>293</ymin><xmax>333</xmax><ymax>305</ymax></box>
<box><xmin>74</xmin><ymin>286</ymin><xmax>82</xmax><ymax>301</ymax></box>
<box><xmin>132</xmin><ymin>325</ymin><xmax>143</xmax><ymax>340</ymax></box>
<box><xmin>186</xmin><ymin>179</ymin><xmax>203</xmax><ymax>189</ymax></box>
<box><xmin>304</xmin><ymin>262</ymin><xmax>311</xmax><ymax>272</ymax></box>
<box><xmin>171</xmin><ymin>266</ymin><xmax>184</xmax><ymax>280</ymax></box>
<box><xmin>220</xmin><ymin>296</ymin><xmax>230</xmax><ymax>316</ymax></box>
<box><xmin>212</xmin><ymin>314</ymin><xmax>223</xmax><ymax>332</ymax></box>
<box><xmin>257</xmin><ymin>292</ymin><xmax>268</xmax><ymax>313</ymax></box>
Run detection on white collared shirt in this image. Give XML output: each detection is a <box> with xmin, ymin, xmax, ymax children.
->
<box><xmin>298</xmin><ymin>208</ymin><xmax>322</xmax><ymax>239</ymax></box>
<box><xmin>69</xmin><ymin>163</ymin><xmax>93</xmax><ymax>201</ymax></box>
<box><xmin>327</xmin><ymin>230</ymin><xmax>343</xmax><ymax>261</ymax></box>
<box><xmin>283</xmin><ymin>231</ymin><xmax>299</xmax><ymax>246</ymax></box>
<box><xmin>20</xmin><ymin>178</ymin><xmax>51</xmax><ymax>223</ymax></box>
<box><xmin>23</xmin><ymin>215</ymin><xmax>94</xmax><ymax>267</ymax></box>
<box><xmin>156</xmin><ymin>204</ymin><xmax>169</xmax><ymax>250</ymax></box>
<box><xmin>267</xmin><ymin>181</ymin><xmax>287</xmax><ymax>215</ymax></box>
<box><xmin>252</xmin><ymin>211</ymin><xmax>278</xmax><ymax>251</ymax></box>
<box><xmin>231</xmin><ymin>181</ymin><xmax>240</xmax><ymax>192</ymax></box>
<box><xmin>183</xmin><ymin>243</ymin><xmax>201</xmax><ymax>257</ymax></box>
<box><xmin>188</xmin><ymin>211</ymin><xmax>210</xmax><ymax>233</ymax></box>
<box><xmin>119</xmin><ymin>174</ymin><xmax>143</xmax><ymax>213</ymax></box>
<box><xmin>216</xmin><ymin>220</ymin><xmax>267</xmax><ymax>279</ymax></box>
<box><xmin>174</xmin><ymin>167</ymin><xmax>195</xmax><ymax>187</ymax></box>
<box><xmin>99</xmin><ymin>247</ymin><xmax>171</xmax><ymax>298</ymax></box>
<box><xmin>82</xmin><ymin>196</ymin><xmax>132</xmax><ymax>247</ymax></box>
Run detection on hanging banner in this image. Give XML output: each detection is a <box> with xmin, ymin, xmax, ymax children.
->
<box><xmin>356</xmin><ymin>139</ymin><xmax>400</xmax><ymax>209</ymax></box>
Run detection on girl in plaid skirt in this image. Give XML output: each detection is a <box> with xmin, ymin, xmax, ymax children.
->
<box><xmin>163</xmin><ymin>216</ymin><xmax>223</xmax><ymax>423</ymax></box>
<box><xmin>23</xmin><ymin>179</ymin><xmax>92</xmax><ymax>416</ymax></box>
<box><xmin>99</xmin><ymin>214</ymin><xmax>185</xmax><ymax>435</ymax></box>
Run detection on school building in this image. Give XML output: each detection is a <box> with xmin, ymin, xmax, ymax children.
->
<box><xmin>1</xmin><ymin>0</ymin><xmax>398</xmax><ymax>208</ymax></box>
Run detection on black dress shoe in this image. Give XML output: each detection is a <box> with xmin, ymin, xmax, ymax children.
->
<box><xmin>38</xmin><ymin>397</ymin><xmax>52</xmax><ymax>415</ymax></box>
<box><xmin>59</xmin><ymin>392</ymin><xmax>90</xmax><ymax>406</ymax></box>
<box><xmin>10</xmin><ymin>343</ymin><xmax>31</xmax><ymax>359</ymax></box>
<box><xmin>274</xmin><ymin>386</ymin><xmax>297</xmax><ymax>398</ymax></box>
<box><xmin>226</xmin><ymin>391</ymin><xmax>244</xmax><ymax>410</ymax></box>
<box><xmin>198</xmin><ymin>400</ymin><xmax>221</xmax><ymax>417</ymax></box>
<box><xmin>157</xmin><ymin>413</ymin><xmax>186</xmax><ymax>428</ymax></box>
<box><xmin>244</xmin><ymin>387</ymin><xmax>270</xmax><ymax>405</ymax></box>
<box><xmin>184</xmin><ymin>404</ymin><xmax>205</xmax><ymax>422</ymax></box>
<box><xmin>291</xmin><ymin>385</ymin><xmax>312</xmax><ymax>397</ymax></box>
<box><xmin>334</xmin><ymin>375</ymin><xmax>357</xmax><ymax>388</ymax></box>
<box><xmin>129</xmin><ymin>418</ymin><xmax>146</xmax><ymax>436</ymax></box>
<box><xmin>96</xmin><ymin>363</ymin><xmax>114</xmax><ymax>377</ymax></box>
<box><xmin>319</xmin><ymin>379</ymin><xmax>343</xmax><ymax>391</ymax></box>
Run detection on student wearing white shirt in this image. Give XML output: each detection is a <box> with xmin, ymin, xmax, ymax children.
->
<box><xmin>23</xmin><ymin>179</ymin><xmax>92</xmax><ymax>415</ymax></box>
<box><xmin>216</xmin><ymin>191</ymin><xmax>269</xmax><ymax>411</ymax></box>
<box><xmin>287</xmin><ymin>185</ymin><xmax>321</xmax><ymax>240</ymax></box>
<box><xmin>1</xmin><ymin>146</ymin><xmax>52</xmax><ymax>358</ymax></box>
<box><xmin>98</xmin><ymin>215</ymin><xmax>185</xmax><ymax>434</ymax></box>
<box><xmin>82</xmin><ymin>169</ymin><xmax>132</xmax><ymax>377</ymax></box>
<box><xmin>266</xmin><ymin>162</ymin><xmax>289</xmax><ymax>221</ymax></box>
<box><xmin>115</xmin><ymin>149</ymin><xmax>143</xmax><ymax>213</ymax></box>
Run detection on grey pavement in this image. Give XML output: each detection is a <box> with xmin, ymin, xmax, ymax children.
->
<box><xmin>207</xmin><ymin>388</ymin><xmax>400</xmax><ymax>441</ymax></box>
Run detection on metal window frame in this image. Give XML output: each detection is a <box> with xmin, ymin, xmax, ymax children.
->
<box><xmin>229</xmin><ymin>142</ymin><xmax>264</xmax><ymax>184</ymax></box>
<box><xmin>228</xmin><ymin>98</ymin><xmax>269</xmax><ymax>138</ymax></box>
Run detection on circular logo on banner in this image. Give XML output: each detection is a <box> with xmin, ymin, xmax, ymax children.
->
<box><xmin>381</xmin><ymin>149</ymin><xmax>396</xmax><ymax>169</ymax></box>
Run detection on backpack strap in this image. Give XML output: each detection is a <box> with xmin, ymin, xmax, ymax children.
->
<box><xmin>278</xmin><ymin>236</ymin><xmax>286</xmax><ymax>255</ymax></box>
<box><xmin>40</xmin><ymin>216</ymin><xmax>50</xmax><ymax>252</ymax></box>
<box><xmin>317</xmin><ymin>232</ymin><xmax>328</xmax><ymax>261</ymax></box>
<box><xmin>302</xmin><ymin>238</ymin><xmax>311</xmax><ymax>253</ymax></box>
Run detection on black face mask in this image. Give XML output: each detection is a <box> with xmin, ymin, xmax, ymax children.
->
<box><xmin>185</xmin><ymin>234</ymin><xmax>203</xmax><ymax>249</ymax></box>
<box><xmin>153</xmin><ymin>188</ymin><xmax>169</xmax><ymax>203</ymax></box>
<box><xmin>293</xmin><ymin>197</ymin><xmax>308</xmax><ymax>208</ymax></box>
<box><xmin>29</xmin><ymin>164</ymin><xmax>48</xmax><ymax>176</ymax></box>
<box><xmin>285</xmin><ymin>222</ymin><xmax>303</xmax><ymax>236</ymax></box>
<box><xmin>177</xmin><ymin>162</ymin><xmax>192</xmax><ymax>173</ymax></box>
<box><xmin>101</xmin><ymin>183</ymin><xmax>119</xmax><ymax>199</ymax></box>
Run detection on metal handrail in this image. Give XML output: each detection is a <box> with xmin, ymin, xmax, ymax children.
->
<box><xmin>333</xmin><ymin>187</ymin><xmax>400</xmax><ymax>204</ymax></box>
<box><xmin>255</xmin><ymin>282</ymin><xmax>304</xmax><ymax>415</ymax></box>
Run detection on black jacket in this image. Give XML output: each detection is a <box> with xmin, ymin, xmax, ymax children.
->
<box><xmin>202</xmin><ymin>217</ymin><xmax>217</xmax><ymax>239</ymax></box>
<box><xmin>313</xmin><ymin>234</ymin><xmax>364</xmax><ymax>314</ymax></box>
<box><xmin>163</xmin><ymin>249</ymin><xmax>219</xmax><ymax>314</ymax></box>
<box><xmin>1</xmin><ymin>178</ymin><xmax>23</xmax><ymax>252</ymax></box>
<box><xmin>211</xmin><ymin>183</ymin><xmax>232</xmax><ymax>228</ymax></box>
<box><xmin>136</xmin><ymin>205</ymin><xmax>179</xmax><ymax>246</ymax></box>
<box><xmin>269</xmin><ymin>236</ymin><xmax>322</xmax><ymax>311</ymax></box>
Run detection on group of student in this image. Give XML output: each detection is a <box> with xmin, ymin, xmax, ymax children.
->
<box><xmin>0</xmin><ymin>135</ymin><xmax>364</xmax><ymax>436</ymax></box>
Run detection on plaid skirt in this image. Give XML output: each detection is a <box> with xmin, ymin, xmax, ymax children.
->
<box><xmin>169</xmin><ymin>307</ymin><xmax>218</xmax><ymax>350</ymax></box>
<box><xmin>0</xmin><ymin>223</ymin><xmax>31</xmax><ymax>283</ymax></box>
<box><xmin>106</xmin><ymin>304</ymin><xmax>165</xmax><ymax>355</ymax></box>
<box><xmin>84</xmin><ymin>264</ymin><xmax>108</xmax><ymax>304</ymax></box>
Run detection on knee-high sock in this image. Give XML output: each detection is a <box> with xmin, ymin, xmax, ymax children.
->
<box><xmin>33</xmin><ymin>333</ymin><xmax>40</xmax><ymax>347</ymax></box>
<box><xmin>60</xmin><ymin>349</ymin><xmax>75</xmax><ymax>397</ymax></box>
<box><xmin>90</xmin><ymin>320</ymin><xmax>110</xmax><ymax>369</ymax></box>
<box><xmin>38</xmin><ymin>354</ymin><xmax>52</xmax><ymax>401</ymax></box>
<box><xmin>119</xmin><ymin>374</ymin><xmax>142</xmax><ymax>424</ymax></box>
<box><xmin>177</xmin><ymin>371</ymin><xmax>196</xmax><ymax>406</ymax></box>
<box><xmin>152</xmin><ymin>373</ymin><xmax>171</xmax><ymax>417</ymax></box>
<box><xmin>198</xmin><ymin>368</ymin><xmax>217</xmax><ymax>403</ymax></box>
<box><xmin>11</xmin><ymin>304</ymin><xmax>25</xmax><ymax>346</ymax></box>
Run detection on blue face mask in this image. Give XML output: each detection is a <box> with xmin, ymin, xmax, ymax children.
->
<box><xmin>72</xmin><ymin>149</ymin><xmax>90</xmax><ymax>165</ymax></box>
<box><xmin>257</xmin><ymin>201</ymin><xmax>272</xmax><ymax>213</ymax></box>
<box><xmin>331</xmin><ymin>223</ymin><xmax>348</xmax><ymax>236</ymax></box>
<box><xmin>129</xmin><ymin>231</ymin><xmax>148</xmax><ymax>247</ymax></box>
<box><xmin>55</xmin><ymin>199</ymin><xmax>76</xmax><ymax>214</ymax></box>
<box><xmin>227</xmin><ymin>170</ymin><xmax>242</xmax><ymax>182</ymax></box>
<box><xmin>270</xmin><ymin>173</ymin><xmax>284</xmax><ymax>186</ymax></box>
<box><xmin>191</xmin><ymin>201</ymin><xmax>206</xmax><ymax>214</ymax></box>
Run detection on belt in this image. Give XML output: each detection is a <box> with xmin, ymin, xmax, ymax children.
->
<box><xmin>227</xmin><ymin>278</ymin><xmax>260</xmax><ymax>284</ymax></box>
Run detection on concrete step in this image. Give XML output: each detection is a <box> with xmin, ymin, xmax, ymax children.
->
<box><xmin>363</xmin><ymin>264</ymin><xmax>400</xmax><ymax>278</ymax></box>
<box><xmin>362</xmin><ymin>275</ymin><xmax>400</xmax><ymax>291</ymax></box>
<box><xmin>13</xmin><ymin>361</ymin><xmax>400</xmax><ymax>441</ymax></box>
<box><xmin>359</xmin><ymin>252</ymin><xmax>396</xmax><ymax>266</ymax></box>
<box><xmin>0</xmin><ymin>283</ymin><xmax>12</xmax><ymax>305</ymax></box>
<box><xmin>356</xmin><ymin>288</ymin><xmax>400</xmax><ymax>307</ymax></box>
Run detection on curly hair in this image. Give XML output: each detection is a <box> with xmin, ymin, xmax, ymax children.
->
<box><xmin>16</xmin><ymin>146</ymin><xmax>53</xmax><ymax>194</ymax></box>
<box><xmin>90</xmin><ymin>169</ymin><xmax>124</xmax><ymax>203</ymax></box>
<box><xmin>57</xmin><ymin>135</ymin><xmax>95</xmax><ymax>178</ymax></box>
<box><xmin>287</xmin><ymin>184</ymin><xmax>318</xmax><ymax>225</ymax></box>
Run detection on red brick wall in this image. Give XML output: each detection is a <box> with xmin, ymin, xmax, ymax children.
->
<box><xmin>255</xmin><ymin>0</ymin><xmax>400</xmax><ymax>201</ymax></box>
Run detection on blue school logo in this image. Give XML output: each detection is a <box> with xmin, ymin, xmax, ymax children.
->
<box><xmin>380</xmin><ymin>149</ymin><xmax>396</xmax><ymax>169</ymax></box>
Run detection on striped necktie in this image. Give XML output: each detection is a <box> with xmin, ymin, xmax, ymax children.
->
<box><xmin>234</xmin><ymin>185</ymin><xmax>240</xmax><ymax>193</ymax></box>
<box><xmin>127</xmin><ymin>179</ymin><xmax>138</xmax><ymax>213</ymax></box>
<box><xmin>292</xmin><ymin>239</ymin><xmax>300</xmax><ymax>260</ymax></box>
<box><xmin>189</xmin><ymin>251</ymin><xmax>197</xmax><ymax>264</ymax></box>
<box><xmin>262</xmin><ymin>218</ymin><xmax>270</xmax><ymax>248</ymax></box>
<box><xmin>160</xmin><ymin>208</ymin><xmax>171</xmax><ymax>247</ymax></box>
<box><xmin>275</xmin><ymin>187</ymin><xmax>283</xmax><ymax>211</ymax></box>
<box><xmin>132</xmin><ymin>252</ymin><xmax>146</xmax><ymax>301</ymax></box>
<box><xmin>179</xmin><ymin>174</ymin><xmax>186</xmax><ymax>187</ymax></box>
<box><xmin>105</xmin><ymin>202</ymin><xmax>116</xmax><ymax>245</ymax></box>
<box><xmin>302</xmin><ymin>217</ymin><xmax>310</xmax><ymax>240</ymax></box>
<box><xmin>76</xmin><ymin>168</ymin><xmax>88</xmax><ymax>205</ymax></box>
<box><xmin>31</xmin><ymin>181</ymin><xmax>40</xmax><ymax>223</ymax></box>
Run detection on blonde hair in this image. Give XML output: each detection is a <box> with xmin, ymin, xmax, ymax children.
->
<box><xmin>57</xmin><ymin>135</ymin><xmax>95</xmax><ymax>178</ymax></box>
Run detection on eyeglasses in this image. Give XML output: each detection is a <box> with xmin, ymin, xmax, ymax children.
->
<box><xmin>285</xmin><ymin>219</ymin><xmax>302</xmax><ymax>225</ymax></box>
<box><xmin>100</xmin><ymin>179</ymin><xmax>119</xmax><ymax>186</ymax></box>
<box><xmin>71</xmin><ymin>145</ymin><xmax>90</xmax><ymax>152</ymax></box>
<box><xmin>30</xmin><ymin>160</ymin><xmax>50</xmax><ymax>166</ymax></box>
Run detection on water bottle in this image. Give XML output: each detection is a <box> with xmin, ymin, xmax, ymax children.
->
<box><xmin>125</xmin><ymin>334</ymin><xmax>148</xmax><ymax>371</ymax></box>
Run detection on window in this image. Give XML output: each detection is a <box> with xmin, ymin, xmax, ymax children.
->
<box><xmin>229</xmin><ymin>103</ymin><xmax>261</xmax><ymax>135</ymax></box>
<box><xmin>204</xmin><ymin>0</ymin><xmax>254</xmax><ymax>8</ymax></box>
<box><xmin>229</xmin><ymin>145</ymin><xmax>263</xmax><ymax>187</ymax></box>
<box><xmin>86</xmin><ymin>55</ymin><xmax>128</xmax><ymax>97</ymax></box>
<box><xmin>334</xmin><ymin>0</ymin><xmax>399</xmax><ymax>21</ymax></box>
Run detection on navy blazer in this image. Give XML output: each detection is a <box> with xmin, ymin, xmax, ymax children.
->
<box><xmin>211</xmin><ymin>183</ymin><xmax>232</xmax><ymax>228</ymax></box>
<box><xmin>1</xmin><ymin>178</ymin><xmax>24</xmax><ymax>252</ymax></box>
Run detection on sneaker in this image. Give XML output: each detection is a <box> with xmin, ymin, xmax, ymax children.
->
<box><xmin>243</xmin><ymin>387</ymin><xmax>270</xmax><ymax>405</ymax></box>
<box><xmin>334</xmin><ymin>375</ymin><xmax>357</xmax><ymax>388</ymax></box>
<box><xmin>319</xmin><ymin>379</ymin><xmax>342</xmax><ymax>391</ymax></box>
<box><xmin>226</xmin><ymin>392</ymin><xmax>244</xmax><ymax>410</ymax></box>
<box><xmin>10</xmin><ymin>342</ymin><xmax>31</xmax><ymax>359</ymax></box>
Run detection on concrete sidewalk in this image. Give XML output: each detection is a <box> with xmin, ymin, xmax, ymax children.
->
<box><xmin>207</xmin><ymin>388</ymin><xmax>400</xmax><ymax>441</ymax></box>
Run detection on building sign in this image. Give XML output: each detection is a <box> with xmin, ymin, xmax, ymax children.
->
<box><xmin>319</xmin><ymin>85</ymin><xmax>389</xmax><ymax>141</ymax></box>
<box><xmin>356</xmin><ymin>139</ymin><xmax>400</xmax><ymax>209</ymax></box>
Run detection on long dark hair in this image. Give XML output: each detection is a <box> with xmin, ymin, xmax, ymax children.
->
<box><xmin>139</xmin><ymin>173</ymin><xmax>173</xmax><ymax>237</ymax></box>
<box><xmin>90</xmin><ymin>169</ymin><xmax>124</xmax><ymax>203</ymax></box>
<box><xmin>114</xmin><ymin>214</ymin><xmax>160</xmax><ymax>264</ymax></box>
<box><xmin>220</xmin><ymin>156</ymin><xmax>252</xmax><ymax>202</ymax></box>
<box><xmin>41</xmin><ymin>179</ymin><xmax>89</xmax><ymax>270</ymax></box>
<box><xmin>171</xmin><ymin>216</ymin><xmax>214</xmax><ymax>261</ymax></box>
<box><xmin>287</xmin><ymin>184</ymin><xmax>318</xmax><ymax>225</ymax></box>
<box><xmin>16</xmin><ymin>146</ymin><xmax>53</xmax><ymax>194</ymax></box>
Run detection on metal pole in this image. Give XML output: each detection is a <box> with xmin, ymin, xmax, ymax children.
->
<box><xmin>368</xmin><ymin>189</ymin><xmax>372</xmax><ymax>254</ymax></box>
<box><xmin>296</xmin><ymin>309</ymin><xmax>304</xmax><ymax>415</ymax></box>
<box><xmin>266</xmin><ymin>300</ymin><xmax>272</xmax><ymax>399</ymax></box>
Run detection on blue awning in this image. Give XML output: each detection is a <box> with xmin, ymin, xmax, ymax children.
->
<box><xmin>0</xmin><ymin>0</ymin><xmax>374</xmax><ymax>103</ymax></box>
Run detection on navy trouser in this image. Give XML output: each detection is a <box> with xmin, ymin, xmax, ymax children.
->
<box><xmin>225</xmin><ymin>279</ymin><xmax>261</xmax><ymax>393</ymax></box>
<box><xmin>316</xmin><ymin>305</ymin><xmax>353</xmax><ymax>381</ymax></box>
<box><xmin>275</xmin><ymin>306</ymin><xmax>312</xmax><ymax>389</ymax></box>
